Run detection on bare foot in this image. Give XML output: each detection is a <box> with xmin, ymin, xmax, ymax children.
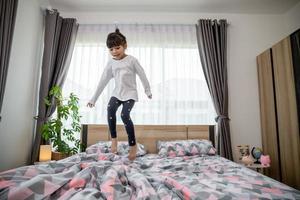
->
<box><xmin>128</xmin><ymin>144</ymin><xmax>137</xmax><ymax>161</ymax></box>
<box><xmin>111</xmin><ymin>138</ymin><xmax>118</xmax><ymax>154</ymax></box>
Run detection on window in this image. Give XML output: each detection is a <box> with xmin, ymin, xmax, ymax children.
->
<box><xmin>63</xmin><ymin>24</ymin><xmax>216</xmax><ymax>125</ymax></box>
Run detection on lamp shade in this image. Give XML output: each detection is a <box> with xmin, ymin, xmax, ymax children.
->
<box><xmin>39</xmin><ymin>145</ymin><xmax>52</xmax><ymax>161</ymax></box>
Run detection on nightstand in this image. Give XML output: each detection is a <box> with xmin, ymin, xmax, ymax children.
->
<box><xmin>244</xmin><ymin>163</ymin><xmax>270</xmax><ymax>173</ymax></box>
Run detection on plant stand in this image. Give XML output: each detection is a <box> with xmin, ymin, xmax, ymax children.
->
<box><xmin>52</xmin><ymin>151</ymin><xmax>68</xmax><ymax>161</ymax></box>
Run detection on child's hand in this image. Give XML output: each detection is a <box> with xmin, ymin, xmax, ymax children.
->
<box><xmin>87</xmin><ymin>102</ymin><xmax>95</xmax><ymax>108</ymax></box>
<box><xmin>148</xmin><ymin>94</ymin><xmax>152</xmax><ymax>99</ymax></box>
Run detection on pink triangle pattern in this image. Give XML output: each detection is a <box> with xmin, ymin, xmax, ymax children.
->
<box><xmin>8</xmin><ymin>187</ymin><xmax>34</xmax><ymax>200</ymax></box>
<box><xmin>191</xmin><ymin>146</ymin><xmax>198</xmax><ymax>155</ymax></box>
<box><xmin>24</xmin><ymin>167</ymin><xmax>38</xmax><ymax>178</ymax></box>
<box><xmin>44</xmin><ymin>179</ymin><xmax>61</xmax><ymax>195</ymax></box>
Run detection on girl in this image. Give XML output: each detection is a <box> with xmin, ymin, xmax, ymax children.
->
<box><xmin>87</xmin><ymin>28</ymin><xmax>152</xmax><ymax>161</ymax></box>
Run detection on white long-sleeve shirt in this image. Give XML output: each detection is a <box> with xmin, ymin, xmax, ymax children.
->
<box><xmin>90</xmin><ymin>55</ymin><xmax>151</xmax><ymax>103</ymax></box>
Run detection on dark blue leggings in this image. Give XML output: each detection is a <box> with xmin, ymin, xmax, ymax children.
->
<box><xmin>107</xmin><ymin>96</ymin><xmax>136</xmax><ymax>146</ymax></box>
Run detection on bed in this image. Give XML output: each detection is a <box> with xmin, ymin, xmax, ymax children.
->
<box><xmin>0</xmin><ymin>124</ymin><xmax>299</xmax><ymax>200</ymax></box>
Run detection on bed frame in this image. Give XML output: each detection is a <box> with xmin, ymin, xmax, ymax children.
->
<box><xmin>81</xmin><ymin>124</ymin><xmax>215</xmax><ymax>153</ymax></box>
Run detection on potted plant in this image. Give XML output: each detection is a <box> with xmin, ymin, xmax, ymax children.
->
<box><xmin>41</xmin><ymin>85</ymin><xmax>82</xmax><ymax>160</ymax></box>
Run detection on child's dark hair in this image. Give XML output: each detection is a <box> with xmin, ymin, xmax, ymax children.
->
<box><xmin>106</xmin><ymin>28</ymin><xmax>127</xmax><ymax>48</ymax></box>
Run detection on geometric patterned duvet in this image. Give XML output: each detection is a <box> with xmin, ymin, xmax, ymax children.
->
<box><xmin>1</xmin><ymin>153</ymin><xmax>300</xmax><ymax>200</ymax></box>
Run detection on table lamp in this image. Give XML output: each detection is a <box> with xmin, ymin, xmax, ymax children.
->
<box><xmin>39</xmin><ymin>145</ymin><xmax>52</xmax><ymax>161</ymax></box>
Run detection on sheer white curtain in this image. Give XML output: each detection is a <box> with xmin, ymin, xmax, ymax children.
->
<box><xmin>63</xmin><ymin>24</ymin><xmax>216</xmax><ymax>125</ymax></box>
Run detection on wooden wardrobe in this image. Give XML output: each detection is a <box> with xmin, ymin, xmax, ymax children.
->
<box><xmin>257</xmin><ymin>29</ymin><xmax>300</xmax><ymax>190</ymax></box>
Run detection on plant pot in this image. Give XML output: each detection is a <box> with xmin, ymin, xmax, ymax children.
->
<box><xmin>51</xmin><ymin>151</ymin><xmax>68</xmax><ymax>161</ymax></box>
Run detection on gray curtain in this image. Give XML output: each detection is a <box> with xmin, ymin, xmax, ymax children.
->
<box><xmin>196</xmin><ymin>19</ymin><xmax>233</xmax><ymax>160</ymax></box>
<box><xmin>0</xmin><ymin>0</ymin><xmax>18</xmax><ymax>122</ymax></box>
<box><xmin>30</xmin><ymin>9</ymin><xmax>78</xmax><ymax>163</ymax></box>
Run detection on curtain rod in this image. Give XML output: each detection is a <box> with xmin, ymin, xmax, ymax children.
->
<box><xmin>81</xmin><ymin>23</ymin><xmax>200</xmax><ymax>26</ymax></box>
<box><xmin>104</xmin><ymin>20</ymin><xmax>229</xmax><ymax>26</ymax></box>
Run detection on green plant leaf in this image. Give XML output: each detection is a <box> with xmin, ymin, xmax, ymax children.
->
<box><xmin>43</xmin><ymin>85</ymin><xmax>82</xmax><ymax>155</ymax></box>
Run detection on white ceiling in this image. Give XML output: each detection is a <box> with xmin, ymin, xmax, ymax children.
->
<box><xmin>48</xmin><ymin>0</ymin><xmax>300</xmax><ymax>14</ymax></box>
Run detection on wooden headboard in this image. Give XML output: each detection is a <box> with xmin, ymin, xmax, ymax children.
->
<box><xmin>81</xmin><ymin>124</ymin><xmax>215</xmax><ymax>153</ymax></box>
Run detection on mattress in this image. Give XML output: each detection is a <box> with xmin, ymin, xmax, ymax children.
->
<box><xmin>1</xmin><ymin>153</ymin><xmax>300</xmax><ymax>199</ymax></box>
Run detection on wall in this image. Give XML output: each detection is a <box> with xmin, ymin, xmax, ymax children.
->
<box><xmin>284</xmin><ymin>1</ymin><xmax>300</xmax><ymax>34</ymax></box>
<box><xmin>61</xmin><ymin>11</ymin><xmax>292</xmax><ymax>161</ymax></box>
<box><xmin>0</xmin><ymin>0</ymin><xmax>43</xmax><ymax>171</ymax></box>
